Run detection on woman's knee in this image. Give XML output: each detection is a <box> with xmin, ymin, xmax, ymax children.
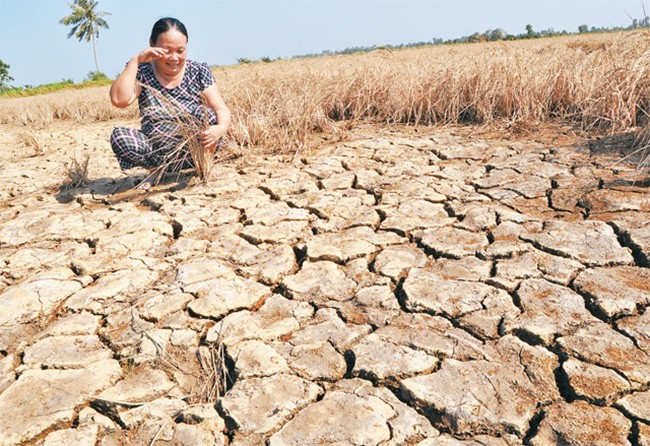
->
<box><xmin>110</xmin><ymin>127</ymin><xmax>136</xmax><ymax>151</ymax></box>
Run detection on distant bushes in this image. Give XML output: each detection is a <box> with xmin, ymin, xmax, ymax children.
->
<box><xmin>0</xmin><ymin>73</ymin><xmax>111</xmax><ymax>98</ymax></box>
<box><xmin>86</xmin><ymin>71</ymin><xmax>110</xmax><ymax>82</ymax></box>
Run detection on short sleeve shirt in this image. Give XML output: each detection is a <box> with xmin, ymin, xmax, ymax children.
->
<box><xmin>136</xmin><ymin>60</ymin><xmax>216</xmax><ymax>132</ymax></box>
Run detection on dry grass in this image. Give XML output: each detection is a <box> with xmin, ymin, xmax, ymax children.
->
<box><xmin>0</xmin><ymin>85</ymin><xmax>135</xmax><ymax>126</ymax></box>
<box><xmin>128</xmin><ymin>308</ymin><xmax>232</xmax><ymax>404</ymax></box>
<box><xmin>208</xmin><ymin>30</ymin><xmax>650</xmax><ymax>154</ymax></box>
<box><xmin>62</xmin><ymin>155</ymin><xmax>90</xmax><ymax>189</ymax></box>
<box><xmin>637</xmin><ymin>139</ymin><xmax>650</xmax><ymax>172</ymax></box>
<box><xmin>4</xmin><ymin>31</ymin><xmax>650</xmax><ymax>159</ymax></box>
<box><xmin>191</xmin><ymin>342</ymin><xmax>232</xmax><ymax>404</ymax></box>
<box><xmin>18</xmin><ymin>130</ymin><xmax>44</xmax><ymax>156</ymax></box>
<box><xmin>137</xmin><ymin>83</ymin><xmax>215</xmax><ymax>187</ymax></box>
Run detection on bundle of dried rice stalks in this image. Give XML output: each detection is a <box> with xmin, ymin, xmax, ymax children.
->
<box><xmin>137</xmin><ymin>82</ymin><xmax>216</xmax><ymax>188</ymax></box>
<box><xmin>191</xmin><ymin>342</ymin><xmax>232</xmax><ymax>403</ymax></box>
<box><xmin>62</xmin><ymin>155</ymin><xmax>90</xmax><ymax>189</ymax></box>
<box><xmin>19</xmin><ymin>130</ymin><xmax>44</xmax><ymax>156</ymax></box>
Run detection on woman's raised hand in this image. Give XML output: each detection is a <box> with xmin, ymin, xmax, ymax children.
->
<box><xmin>137</xmin><ymin>47</ymin><xmax>168</xmax><ymax>64</ymax></box>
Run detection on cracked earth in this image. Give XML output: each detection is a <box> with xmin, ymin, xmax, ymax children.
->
<box><xmin>1</xmin><ymin>120</ymin><xmax>649</xmax><ymax>445</ymax></box>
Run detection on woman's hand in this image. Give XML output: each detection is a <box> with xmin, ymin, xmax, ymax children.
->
<box><xmin>136</xmin><ymin>47</ymin><xmax>168</xmax><ymax>64</ymax></box>
<box><xmin>201</xmin><ymin>85</ymin><xmax>232</xmax><ymax>150</ymax></box>
<box><xmin>200</xmin><ymin>124</ymin><xmax>227</xmax><ymax>152</ymax></box>
<box><xmin>112</xmin><ymin>49</ymin><xmax>165</xmax><ymax>107</ymax></box>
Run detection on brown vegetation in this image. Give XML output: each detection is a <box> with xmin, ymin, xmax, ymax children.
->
<box><xmin>137</xmin><ymin>83</ymin><xmax>215</xmax><ymax>187</ymax></box>
<box><xmin>3</xmin><ymin>31</ymin><xmax>650</xmax><ymax>156</ymax></box>
<box><xmin>1</xmin><ymin>85</ymin><xmax>133</xmax><ymax>126</ymax></box>
<box><xmin>62</xmin><ymin>155</ymin><xmax>90</xmax><ymax>189</ymax></box>
<box><xmin>18</xmin><ymin>130</ymin><xmax>44</xmax><ymax>156</ymax></box>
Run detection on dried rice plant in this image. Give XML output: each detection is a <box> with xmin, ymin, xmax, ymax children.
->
<box><xmin>219</xmin><ymin>31</ymin><xmax>650</xmax><ymax>153</ymax></box>
<box><xmin>0</xmin><ymin>85</ymin><xmax>136</xmax><ymax>126</ymax></box>
<box><xmin>5</xmin><ymin>31</ymin><xmax>650</xmax><ymax>155</ymax></box>
<box><xmin>62</xmin><ymin>155</ymin><xmax>90</xmax><ymax>189</ymax></box>
<box><xmin>137</xmin><ymin>82</ymin><xmax>216</xmax><ymax>188</ymax></box>
<box><xmin>19</xmin><ymin>130</ymin><xmax>44</xmax><ymax>156</ymax></box>
<box><xmin>214</xmin><ymin>138</ymin><xmax>244</xmax><ymax>164</ymax></box>
<box><xmin>129</xmin><ymin>307</ymin><xmax>233</xmax><ymax>404</ymax></box>
<box><xmin>191</xmin><ymin>342</ymin><xmax>233</xmax><ymax>404</ymax></box>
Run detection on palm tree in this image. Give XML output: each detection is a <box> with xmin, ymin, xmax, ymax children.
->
<box><xmin>59</xmin><ymin>0</ymin><xmax>110</xmax><ymax>74</ymax></box>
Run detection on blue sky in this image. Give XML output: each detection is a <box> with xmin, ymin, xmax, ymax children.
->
<box><xmin>0</xmin><ymin>0</ymin><xmax>646</xmax><ymax>86</ymax></box>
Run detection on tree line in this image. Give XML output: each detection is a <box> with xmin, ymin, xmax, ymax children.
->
<box><xmin>294</xmin><ymin>16</ymin><xmax>650</xmax><ymax>59</ymax></box>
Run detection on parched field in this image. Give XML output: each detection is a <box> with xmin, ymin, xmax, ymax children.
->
<box><xmin>4</xmin><ymin>30</ymin><xmax>650</xmax><ymax>151</ymax></box>
<box><xmin>0</xmin><ymin>32</ymin><xmax>650</xmax><ymax>445</ymax></box>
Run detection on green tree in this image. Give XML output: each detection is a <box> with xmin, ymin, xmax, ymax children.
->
<box><xmin>525</xmin><ymin>24</ymin><xmax>536</xmax><ymax>38</ymax></box>
<box><xmin>0</xmin><ymin>59</ymin><xmax>13</xmax><ymax>88</ymax></box>
<box><xmin>578</xmin><ymin>24</ymin><xmax>589</xmax><ymax>33</ymax></box>
<box><xmin>486</xmin><ymin>28</ymin><xmax>506</xmax><ymax>41</ymax></box>
<box><xmin>467</xmin><ymin>32</ymin><xmax>484</xmax><ymax>43</ymax></box>
<box><xmin>59</xmin><ymin>0</ymin><xmax>110</xmax><ymax>74</ymax></box>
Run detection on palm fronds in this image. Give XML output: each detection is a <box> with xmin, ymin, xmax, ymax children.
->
<box><xmin>59</xmin><ymin>0</ymin><xmax>110</xmax><ymax>42</ymax></box>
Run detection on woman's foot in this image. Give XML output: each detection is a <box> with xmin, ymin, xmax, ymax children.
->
<box><xmin>135</xmin><ymin>169</ymin><xmax>162</xmax><ymax>190</ymax></box>
<box><xmin>135</xmin><ymin>180</ymin><xmax>153</xmax><ymax>191</ymax></box>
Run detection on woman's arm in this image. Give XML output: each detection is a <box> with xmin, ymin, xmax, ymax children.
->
<box><xmin>109</xmin><ymin>47</ymin><xmax>168</xmax><ymax>108</ymax></box>
<box><xmin>200</xmin><ymin>83</ymin><xmax>232</xmax><ymax>151</ymax></box>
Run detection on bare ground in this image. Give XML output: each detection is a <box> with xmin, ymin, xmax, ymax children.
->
<box><xmin>1</xmin><ymin>119</ymin><xmax>649</xmax><ymax>445</ymax></box>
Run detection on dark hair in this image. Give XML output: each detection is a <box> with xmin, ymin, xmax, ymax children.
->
<box><xmin>150</xmin><ymin>17</ymin><xmax>188</xmax><ymax>45</ymax></box>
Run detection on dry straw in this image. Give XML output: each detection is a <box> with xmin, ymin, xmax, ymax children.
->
<box><xmin>612</xmin><ymin>125</ymin><xmax>650</xmax><ymax>176</ymax></box>
<box><xmin>19</xmin><ymin>130</ymin><xmax>44</xmax><ymax>156</ymax></box>
<box><xmin>0</xmin><ymin>85</ymin><xmax>133</xmax><ymax>126</ymax></box>
<box><xmin>128</xmin><ymin>308</ymin><xmax>232</xmax><ymax>404</ymax></box>
<box><xmin>191</xmin><ymin>342</ymin><xmax>232</xmax><ymax>404</ymax></box>
<box><xmin>62</xmin><ymin>155</ymin><xmax>90</xmax><ymax>189</ymax></box>
<box><xmin>135</xmin><ymin>82</ymin><xmax>216</xmax><ymax>188</ymax></box>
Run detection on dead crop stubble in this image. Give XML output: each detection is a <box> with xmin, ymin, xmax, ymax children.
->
<box><xmin>18</xmin><ymin>130</ymin><xmax>44</xmax><ymax>156</ymax></box>
<box><xmin>3</xmin><ymin>31</ymin><xmax>650</xmax><ymax>162</ymax></box>
<box><xmin>62</xmin><ymin>155</ymin><xmax>90</xmax><ymax>189</ymax></box>
<box><xmin>222</xmin><ymin>31</ymin><xmax>650</xmax><ymax>153</ymax></box>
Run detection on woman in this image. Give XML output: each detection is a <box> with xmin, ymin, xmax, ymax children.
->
<box><xmin>110</xmin><ymin>17</ymin><xmax>231</xmax><ymax>189</ymax></box>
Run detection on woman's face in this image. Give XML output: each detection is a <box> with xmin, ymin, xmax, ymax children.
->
<box><xmin>153</xmin><ymin>29</ymin><xmax>187</xmax><ymax>77</ymax></box>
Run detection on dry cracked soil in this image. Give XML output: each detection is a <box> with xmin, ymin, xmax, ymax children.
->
<box><xmin>1</xmin><ymin>120</ymin><xmax>650</xmax><ymax>446</ymax></box>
